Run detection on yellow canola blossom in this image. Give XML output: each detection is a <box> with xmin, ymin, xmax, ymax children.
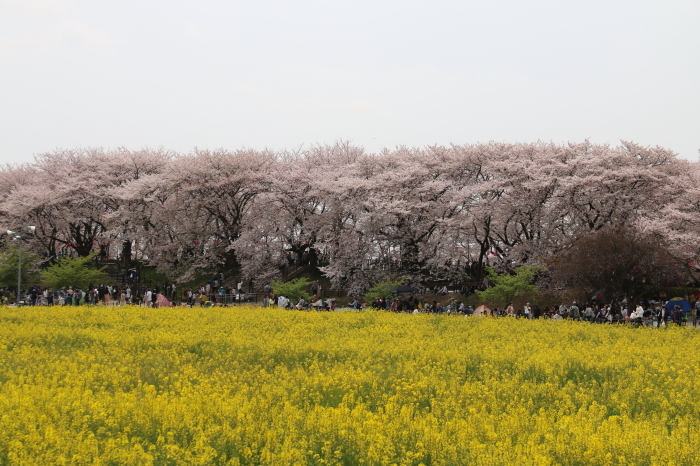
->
<box><xmin>1</xmin><ymin>306</ymin><xmax>700</xmax><ymax>465</ymax></box>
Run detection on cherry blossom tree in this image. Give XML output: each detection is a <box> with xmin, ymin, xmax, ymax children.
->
<box><xmin>636</xmin><ymin>156</ymin><xmax>700</xmax><ymax>279</ymax></box>
<box><xmin>233</xmin><ymin>142</ymin><xmax>363</xmax><ymax>286</ymax></box>
<box><xmin>112</xmin><ymin>148</ymin><xmax>274</xmax><ymax>281</ymax></box>
<box><xmin>1</xmin><ymin>149</ymin><xmax>112</xmax><ymax>260</ymax></box>
<box><xmin>0</xmin><ymin>148</ymin><xmax>173</xmax><ymax>263</ymax></box>
<box><xmin>1</xmin><ymin>140</ymin><xmax>693</xmax><ymax>294</ymax></box>
<box><xmin>441</xmin><ymin>141</ymin><xmax>681</xmax><ymax>278</ymax></box>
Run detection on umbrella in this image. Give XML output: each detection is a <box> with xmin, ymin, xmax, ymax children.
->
<box><xmin>473</xmin><ymin>304</ymin><xmax>491</xmax><ymax>315</ymax></box>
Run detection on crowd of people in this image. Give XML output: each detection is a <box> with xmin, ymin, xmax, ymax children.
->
<box><xmin>4</xmin><ymin>277</ymin><xmax>700</xmax><ymax>328</ymax></box>
<box><xmin>358</xmin><ymin>295</ymin><xmax>700</xmax><ymax>327</ymax></box>
<box><xmin>262</xmin><ymin>293</ymin><xmax>335</xmax><ymax>311</ymax></box>
<box><xmin>0</xmin><ymin>284</ymin><xmax>177</xmax><ymax>307</ymax></box>
<box><xmin>1</xmin><ymin>275</ymin><xmax>257</xmax><ymax>308</ymax></box>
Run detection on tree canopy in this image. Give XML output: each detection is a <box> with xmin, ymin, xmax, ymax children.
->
<box><xmin>0</xmin><ymin>141</ymin><xmax>697</xmax><ymax>296</ymax></box>
<box><xmin>364</xmin><ymin>278</ymin><xmax>404</xmax><ymax>302</ymax></box>
<box><xmin>550</xmin><ymin>228</ymin><xmax>679</xmax><ymax>303</ymax></box>
<box><xmin>477</xmin><ymin>266</ymin><xmax>546</xmax><ymax>308</ymax></box>
<box><xmin>0</xmin><ymin>245</ymin><xmax>41</xmax><ymax>289</ymax></box>
<box><xmin>271</xmin><ymin>278</ymin><xmax>312</xmax><ymax>303</ymax></box>
<box><xmin>40</xmin><ymin>254</ymin><xmax>109</xmax><ymax>290</ymax></box>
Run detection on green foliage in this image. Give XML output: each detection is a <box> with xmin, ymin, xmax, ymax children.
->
<box><xmin>0</xmin><ymin>245</ymin><xmax>41</xmax><ymax>289</ymax></box>
<box><xmin>477</xmin><ymin>265</ymin><xmax>546</xmax><ymax>307</ymax></box>
<box><xmin>140</xmin><ymin>266</ymin><xmax>170</xmax><ymax>287</ymax></box>
<box><xmin>40</xmin><ymin>253</ymin><xmax>109</xmax><ymax>289</ymax></box>
<box><xmin>271</xmin><ymin>277</ymin><xmax>312</xmax><ymax>302</ymax></box>
<box><xmin>364</xmin><ymin>277</ymin><xmax>404</xmax><ymax>302</ymax></box>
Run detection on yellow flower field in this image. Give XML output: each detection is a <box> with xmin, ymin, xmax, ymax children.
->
<box><xmin>1</xmin><ymin>306</ymin><xmax>700</xmax><ymax>466</ymax></box>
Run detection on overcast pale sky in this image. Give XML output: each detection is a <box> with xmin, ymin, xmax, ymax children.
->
<box><xmin>1</xmin><ymin>0</ymin><xmax>698</xmax><ymax>163</ymax></box>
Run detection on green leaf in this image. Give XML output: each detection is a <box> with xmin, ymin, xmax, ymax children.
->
<box><xmin>40</xmin><ymin>253</ymin><xmax>110</xmax><ymax>290</ymax></box>
<box><xmin>271</xmin><ymin>277</ymin><xmax>312</xmax><ymax>302</ymax></box>
<box><xmin>476</xmin><ymin>265</ymin><xmax>546</xmax><ymax>307</ymax></box>
<box><xmin>364</xmin><ymin>277</ymin><xmax>404</xmax><ymax>302</ymax></box>
<box><xmin>0</xmin><ymin>245</ymin><xmax>41</xmax><ymax>289</ymax></box>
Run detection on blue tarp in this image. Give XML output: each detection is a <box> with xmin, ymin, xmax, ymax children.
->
<box><xmin>391</xmin><ymin>285</ymin><xmax>418</xmax><ymax>293</ymax></box>
<box><xmin>665</xmin><ymin>300</ymin><xmax>692</xmax><ymax>312</ymax></box>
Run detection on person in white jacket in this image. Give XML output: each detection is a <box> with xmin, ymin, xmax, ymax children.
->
<box><xmin>630</xmin><ymin>307</ymin><xmax>644</xmax><ymax>324</ymax></box>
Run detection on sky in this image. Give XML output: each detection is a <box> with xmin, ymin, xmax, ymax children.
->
<box><xmin>1</xmin><ymin>0</ymin><xmax>698</xmax><ymax>163</ymax></box>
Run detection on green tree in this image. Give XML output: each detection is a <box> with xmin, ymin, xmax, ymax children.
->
<box><xmin>271</xmin><ymin>277</ymin><xmax>312</xmax><ymax>302</ymax></box>
<box><xmin>364</xmin><ymin>277</ymin><xmax>404</xmax><ymax>302</ymax></box>
<box><xmin>40</xmin><ymin>253</ymin><xmax>109</xmax><ymax>289</ymax></box>
<box><xmin>477</xmin><ymin>265</ymin><xmax>546</xmax><ymax>307</ymax></box>
<box><xmin>0</xmin><ymin>245</ymin><xmax>41</xmax><ymax>289</ymax></box>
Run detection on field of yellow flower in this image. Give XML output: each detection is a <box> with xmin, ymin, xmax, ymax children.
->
<box><xmin>1</xmin><ymin>305</ymin><xmax>700</xmax><ymax>465</ymax></box>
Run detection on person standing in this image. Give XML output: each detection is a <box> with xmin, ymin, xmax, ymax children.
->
<box><xmin>558</xmin><ymin>303</ymin><xmax>568</xmax><ymax>318</ymax></box>
<box><xmin>533</xmin><ymin>305</ymin><xmax>542</xmax><ymax>319</ymax></box>
<box><xmin>74</xmin><ymin>288</ymin><xmax>83</xmax><ymax>306</ymax></box>
<box><xmin>657</xmin><ymin>307</ymin><xmax>667</xmax><ymax>327</ymax></box>
<box><xmin>571</xmin><ymin>302</ymin><xmax>580</xmax><ymax>321</ymax></box>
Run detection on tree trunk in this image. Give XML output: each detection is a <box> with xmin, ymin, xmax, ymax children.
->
<box><xmin>122</xmin><ymin>240</ymin><xmax>132</xmax><ymax>267</ymax></box>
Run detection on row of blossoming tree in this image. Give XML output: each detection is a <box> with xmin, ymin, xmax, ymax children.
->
<box><xmin>1</xmin><ymin>140</ymin><xmax>698</xmax><ymax>295</ymax></box>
